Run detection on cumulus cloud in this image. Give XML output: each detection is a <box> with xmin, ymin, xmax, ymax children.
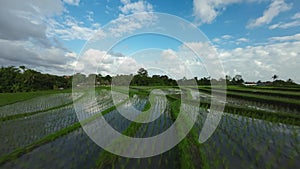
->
<box><xmin>105</xmin><ymin>0</ymin><xmax>156</xmax><ymax>37</ymax></box>
<box><xmin>145</xmin><ymin>34</ymin><xmax>300</xmax><ymax>83</ymax></box>
<box><xmin>161</xmin><ymin>49</ymin><xmax>178</xmax><ymax>60</ymax></box>
<box><xmin>247</xmin><ymin>0</ymin><xmax>292</xmax><ymax>28</ymax></box>
<box><xmin>236</xmin><ymin>38</ymin><xmax>249</xmax><ymax>42</ymax></box>
<box><xmin>0</xmin><ymin>0</ymin><xmax>79</xmax><ymax>75</ymax></box>
<box><xmin>219</xmin><ymin>37</ymin><xmax>300</xmax><ymax>82</ymax></box>
<box><xmin>192</xmin><ymin>0</ymin><xmax>261</xmax><ymax>24</ymax></box>
<box><xmin>63</xmin><ymin>0</ymin><xmax>80</xmax><ymax>6</ymax></box>
<box><xmin>119</xmin><ymin>0</ymin><xmax>153</xmax><ymax>14</ymax></box>
<box><xmin>0</xmin><ymin>0</ymin><xmax>64</xmax><ymax>41</ymax></box>
<box><xmin>0</xmin><ymin>39</ymin><xmax>75</xmax><ymax>74</ymax></box>
<box><xmin>221</xmin><ymin>35</ymin><xmax>233</xmax><ymax>40</ymax></box>
<box><xmin>75</xmin><ymin>48</ymin><xmax>142</xmax><ymax>76</ymax></box>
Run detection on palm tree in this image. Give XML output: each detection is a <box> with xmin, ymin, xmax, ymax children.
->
<box><xmin>272</xmin><ymin>74</ymin><xmax>278</xmax><ymax>81</ymax></box>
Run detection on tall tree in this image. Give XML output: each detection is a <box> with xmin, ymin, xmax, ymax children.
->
<box><xmin>137</xmin><ymin>68</ymin><xmax>148</xmax><ymax>77</ymax></box>
<box><xmin>272</xmin><ymin>74</ymin><xmax>278</xmax><ymax>81</ymax></box>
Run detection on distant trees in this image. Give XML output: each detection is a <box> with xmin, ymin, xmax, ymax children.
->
<box><xmin>0</xmin><ymin>66</ymin><xmax>298</xmax><ymax>93</ymax></box>
<box><xmin>130</xmin><ymin>68</ymin><xmax>176</xmax><ymax>86</ymax></box>
<box><xmin>231</xmin><ymin>75</ymin><xmax>244</xmax><ymax>85</ymax></box>
<box><xmin>137</xmin><ymin>68</ymin><xmax>148</xmax><ymax>77</ymax></box>
<box><xmin>197</xmin><ymin>77</ymin><xmax>211</xmax><ymax>85</ymax></box>
<box><xmin>0</xmin><ymin>66</ymin><xmax>71</xmax><ymax>93</ymax></box>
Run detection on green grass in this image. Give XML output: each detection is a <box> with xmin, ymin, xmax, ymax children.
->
<box><xmin>170</xmin><ymin>100</ymin><xmax>208</xmax><ymax>169</ymax></box>
<box><xmin>0</xmin><ymin>89</ymin><xmax>72</xmax><ymax>107</ymax></box>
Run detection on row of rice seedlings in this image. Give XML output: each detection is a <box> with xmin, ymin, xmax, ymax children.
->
<box><xmin>95</xmin><ymin>92</ymin><xmax>178</xmax><ymax>169</ymax></box>
<box><xmin>169</xmin><ymin>88</ymin><xmax>300</xmax><ymax>168</ymax></box>
<box><xmin>0</xmin><ymin>97</ymin><xmax>129</xmax><ymax>166</ymax></box>
<box><xmin>0</xmin><ymin>105</ymin><xmax>77</xmax><ymax>155</ymax></box>
<box><xmin>198</xmin><ymin>87</ymin><xmax>300</xmax><ymax>111</ymax></box>
<box><xmin>111</xmin><ymin>95</ymin><xmax>178</xmax><ymax>169</ymax></box>
<box><xmin>0</xmin><ymin>118</ymin><xmax>117</xmax><ymax>169</ymax></box>
<box><xmin>170</xmin><ymin>90</ymin><xmax>300</xmax><ymax>126</ymax></box>
<box><xmin>178</xmin><ymin>96</ymin><xmax>298</xmax><ymax>169</ymax></box>
<box><xmin>167</xmin><ymin>86</ymin><xmax>299</xmax><ymax>114</ymax></box>
<box><xmin>225</xmin><ymin>96</ymin><xmax>298</xmax><ymax>114</ymax></box>
<box><xmin>168</xmin><ymin>100</ymin><xmax>207</xmax><ymax>169</ymax></box>
<box><xmin>0</xmin><ymin>93</ymin><xmax>85</xmax><ymax>122</ymax></box>
<box><xmin>0</xmin><ymin>91</ymin><xmax>113</xmax><ymax>154</ymax></box>
<box><xmin>0</xmin><ymin>92</ymin><xmax>115</xmax><ymax>156</ymax></box>
<box><xmin>195</xmin><ymin>109</ymin><xmax>300</xmax><ymax>169</ymax></box>
<box><xmin>0</xmin><ymin>93</ymin><xmax>82</xmax><ymax>118</ymax></box>
<box><xmin>202</xmin><ymin>86</ymin><xmax>300</xmax><ymax>99</ymax></box>
<box><xmin>95</xmin><ymin>95</ymin><xmax>150</xmax><ymax>169</ymax></box>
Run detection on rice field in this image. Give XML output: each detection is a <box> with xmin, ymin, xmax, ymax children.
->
<box><xmin>0</xmin><ymin>86</ymin><xmax>299</xmax><ymax>169</ymax></box>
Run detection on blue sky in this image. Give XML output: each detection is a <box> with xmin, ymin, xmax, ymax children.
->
<box><xmin>0</xmin><ymin>0</ymin><xmax>300</xmax><ymax>82</ymax></box>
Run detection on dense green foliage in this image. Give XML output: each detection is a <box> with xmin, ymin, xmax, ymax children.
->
<box><xmin>1</xmin><ymin>66</ymin><xmax>298</xmax><ymax>93</ymax></box>
<box><xmin>0</xmin><ymin>66</ymin><xmax>72</xmax><ymax>92</ymax></box>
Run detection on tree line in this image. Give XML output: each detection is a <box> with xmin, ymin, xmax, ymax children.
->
<box><xmin>0</xmin><ymin>66</ymin><xmax>72</xmax><ymax>93</ymax></box>
<box><xmin>0</xmin><ymin>66</ymin><xmax>298</xmax><ymax>93</ymax></box>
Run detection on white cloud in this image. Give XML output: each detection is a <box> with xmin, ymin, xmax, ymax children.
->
<box><xmin>193</xmin><ymin>0</ymin><xmax>238</xmax><ymax>23</ymax></box>
<box><xmin>219</xmin><ymin>38</ymin><xmax>300</xmax><ymax>82</ymax></box>
<box><xmin>119</xmin><ymin>0</ymin><xmax>153</xmax><ymax>14</ymax></box>
<box><xmin>269</xmin><ymin>33</ymin><xmax>300</xmax><ymax>41</ymax></box>
<box><xmin>212</xmin><ymin>38</ymin><xmax>221</xmax><ymax>43</ymax></box>
<box><xmin>212</xmin><ymin>35</ymin><xmax>248</xmax><ymax>46</ymax></box>
<box><xmin>75</xmin><ymin>48</ymin><xmax>142</xmax><ymax>75</ymax></box>
<box><xmin>47</xmin><ymin>16</ymin><xmax>101</xmax><ymax>41</ymax></box>
<box><xmin>63</xmin><ymin>0</ymin><xmax>80</xmax><ymax>6</ymax></box>
<box><xmin>247</xmin><ymin>0</ymin><xmax>292</xmax><ymax>28</ymax></box>
<box><xmin>0</xmin><ymin>0</ymin><xmax>77</xmax><ymax>75</ymax></box>
<box><xmin>237</xmin><ymin>38</ymin><xmax>249</xmax><ymax>42</ymax></box>
<box><xmin>155</xmin><ymin>34</ymin><xmax>300</xmax><ymax>83</ymax></box>
<box><xmin>0</xmin><ymin>39</ymin><xmax>75</xmax><ymax>74</ymax></box>
<box><xmin>86</xmin><ymin>11</ymin><xmax>94</xmax><ymax>22</ymax></box>
<box><xmin>221</xmin><ymin>35</ymin><xmax>233</xmax><ymax>39</ymax></box>
<box><xmin>108</xmin><ymin>13</ymin><xmax>156</xmax><ymax>38</ymax></box>
<box><xmin>268</xmin><ymin>11</ymin><xmax>300</xmax><ymax>30</ymax></box>
<box><xmin>0</xmin><ymin>0</ymin><xmax>64</xmax><ymax>41</ymax></box>
<box><xmin>161</xmin><ymin>49</ymin><xmax>178</xmax><ymax>60</ymax></box>
<box><xmin>254</xmin><ymin>60</ymin><xmax>276</xmax><ymax>72</ymax></box>
<box><xmin>192</xmin><ymin>0</ymin><xmax>261</xmax><ymax>24</ymax></box>
<box><xmin>103</xmin><ymin>0</ymin><xmax>156</xmax><ymax>37</ymax></box>
<box><xmin>291</xmin><ymin>12</ymin><xmax>300</xmax><ymax>19</ymax></box>
<box><xmin>269</xmin><ymin>20</ymin><xmax>300</xmax><ymax>29</ymax></box>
